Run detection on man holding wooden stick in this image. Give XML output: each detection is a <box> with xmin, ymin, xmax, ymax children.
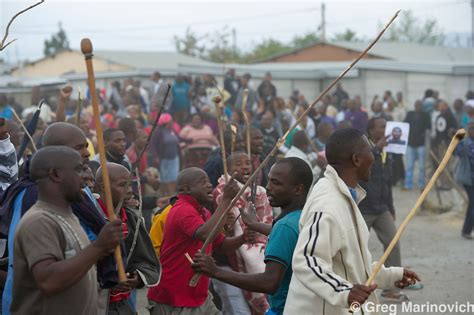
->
<box><xmin>95</xmin><ymin>163</ymin><xmax>161</xmax><ymax>314</ymax></box>
<box><xmin>212</xmin><ymin>152</ymin><xmax>273</xmax><ymax>314</ymax></box>
<box><xmin>147</xmin><ymin>168</ymin><xmax>255</xmax><ymax>315</ymax></box>
<box><xmin>1</xmin><ymin>122</ymin><xmax>124</xmax><ymax>315</ymax></box>
<box><xmin>192</xmin><ymin>157</ymin><xmax>313</xmax><ymax>315</ymax></box>
<box><xmin>10</xmin><ymin>146</ymin><xmax>123</xmax><ymax>315</ymax></box>
<box><xmin>285</xmin><ymin>128</ymin><xmax>420</xmax><ymax>315</ymax></box>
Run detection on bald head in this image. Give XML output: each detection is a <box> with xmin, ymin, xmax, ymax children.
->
<box><xmin>42</xmin><ymin>122</ymin><xmax>86</xmax><ymax>147</ymax></box>
<box><xmin>177</xmin><ymin>167</ymin><xmax>207</xmax><ymax>191</ymax></box>
<box><xmin>42</xmin><ymin>122</ymin><xmax>90</xmax><ymax>163</ymax></box>
<box><xmin>30</xmin><ymin>146</ymin><xmax>82</xmax><ymax>182</ymax></box>
<box><xmin>177</xmin><ymin>167</ymin><xmax>213</xmax><ymax>205</ymax></box>
<box><xmin>95</xmin><ymin>162</ymin><xmax>132</xmax><ymax>208</ymax></box>
<box><xmin>30</xmin><ymin>145</ymin><xmax>84</xmax><ymax>203</ymax></box>
<box><xmin>96</xmin><ymin>162</ymin><xmax>130</xmax><ymax>184</ymax></box>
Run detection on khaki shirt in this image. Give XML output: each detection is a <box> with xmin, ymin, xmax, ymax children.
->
<box><xmin>10</xmin><ymin>200</ymin><xmax>98</xmax><ymax>315</ymax></box>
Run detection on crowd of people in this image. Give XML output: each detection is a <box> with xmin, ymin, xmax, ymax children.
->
<box><xmin>0</xmin><ymin>68</ymin><xmax>472</xmax><ymax>314</ymax></box>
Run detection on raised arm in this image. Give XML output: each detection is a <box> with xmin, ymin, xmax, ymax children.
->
<box><xmin>55</xmin><ymin>86</ymin><xmax>72</xmax><ymax>123</ymax></box>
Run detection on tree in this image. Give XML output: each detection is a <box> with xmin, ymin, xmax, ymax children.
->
<box><xmin>204</xmin><ymin>27</ymin><xmax>240</xmax><ymax>63</ymax></box>
<box><xmin>384</xmin><ymin>10</ymin><xmax>445</xmax><ymax>45</ymax></box>
<box><xmin>332</xmin><ymin>29</ymin><xmax>361</xmax><ymax>42</ymax></box>
<box><xmin>0</xmin><ymin>0</ymin><xmax>44</xmax><ymax>52</ymax></box>
<box><xmin>291</xmin><ymin>32</ymin><xmax>320</xmax><ymax>49</ymax></box>
<box><xmin>43</xmin><ymin>22</ymin><xmax>70</xmax><ymax>57</ymax></box>
<box><xmin>244</xmin><ymin>38</ymin><xmax>290</xmax><ymax>62</ymax></box>
<box><xmin>173</xmin><ymin>27</ymin><xmax>207</xmax><ymax>58</ymax></box>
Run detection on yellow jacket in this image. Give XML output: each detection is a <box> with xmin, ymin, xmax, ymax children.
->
<box><xmin>149</xmin><ymin>204</ymin><xmax>172</xmax><ymax>257</ymax></box>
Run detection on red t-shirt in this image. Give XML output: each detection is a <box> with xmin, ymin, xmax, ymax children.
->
<box><xmin>147</xmin><ymin>194</ymin><xmax>225</xmax><ymax>307</ymax></box>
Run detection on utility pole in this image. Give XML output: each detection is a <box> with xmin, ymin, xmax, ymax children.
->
<box><xmin>321</xmin><ymin>3</ymin><xmax>326</xmax><ymax>42</ymax></box>
<box><xmin>471</xmin><ymin>0</ymin><xmax>474</xmax><ymax>47</ymax></box>
<box><xmin>232</xmin><ymin>28</ymin><xmax>237</xmax><ymax>59</ymax></box>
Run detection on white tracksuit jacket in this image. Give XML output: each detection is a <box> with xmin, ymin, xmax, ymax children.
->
<box><xmin>284</xmin><ymin>165</ymin><xmax>403</xmax><ymax>315</ymax></box>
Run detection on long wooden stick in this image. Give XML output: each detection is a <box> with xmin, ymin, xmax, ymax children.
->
<box><xmin>214</xmin><ymin>95</ymin><xmax>228</xmax><ymax>183</ymax></box>
<box><xmin>11</xmin><ymin>107</ymin><xmax>37</xmax><ymax>152</ymax></box>
<box><xmin>188</xmin><ymin>10</ymin><xmax>402</xmax><ymax>287</ymax></box>
<box><xmin>114</xmin><ymin>84</ymin><xmax>171</xmax><ymax>215</ymax></box>
<box><xmin>365</xmin><ymin>129</ymin><xmax>466</xmax><ymax>286</ymax></box>
<box><xmin>241</xmin><ymin>89</ymin><xmax>251</xmax><ymax>158</ymax></box>
<box><xmin>429</xmin><ymin>149</ymin><xmax>468</xmax><ymax>203</ymax></box>
<box><xmin>126</xmin><ymin>167</ymin><xmax>144</xmax><ymax>262</ymax></box>
<box><xmin>241</xmin><ymin>89</ymin><xmax>256</xmax><ymax>202</ymax></box>
<box><xmin>75</xmin><ymin>89</ymin><xmax>83</xmax><ymax>126</ymax></box>
<box><xmin>133</xmin><ymin>84</ymin><xmax>170</xmax><ymax>170</ymax></box>
<box><xmin>230</xmin><ymin>125</ymin><xmax>237</xmax><ymax>154</ymax></box>
<box><xmin>81</xmin><ymin>38</ymin><xmax>127</xmax><ymax>283</ymax></box>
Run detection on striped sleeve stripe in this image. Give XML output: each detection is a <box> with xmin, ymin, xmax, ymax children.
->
<box><xmin>264</xmin><ymin>256</ymin><xmax>289</xmax><ymax>269</ymax></box>
<box><xmin>303</xmin><ymin>212</ymin><xmax>350</xmax><ymax>292</ymax></box>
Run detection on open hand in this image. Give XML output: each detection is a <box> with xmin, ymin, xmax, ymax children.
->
<box><xmin>395</xmin><ymin>269</ymin><xmax>420</xmax><ymax>288</ymax></box>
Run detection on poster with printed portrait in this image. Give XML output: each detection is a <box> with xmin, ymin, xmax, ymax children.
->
<box><xmin>384</xmin><ymin>121</ymin><xmax>410</xmax><ymax>154</ymax></box>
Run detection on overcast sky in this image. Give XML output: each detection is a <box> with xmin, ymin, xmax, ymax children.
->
<box><xmin>1</xmin><ymin>0</ymin><xmax>472</xmax><ymax>62</ymax></box>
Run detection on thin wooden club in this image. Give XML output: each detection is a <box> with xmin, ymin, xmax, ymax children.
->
<box><xmin>81</xmin><ymin>38</ymin><xmax>127</xmax><ymax>283</ymax></box>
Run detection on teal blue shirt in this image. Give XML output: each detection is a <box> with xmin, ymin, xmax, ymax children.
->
<box><xmin>264</xmin><ymin>210</ymin><xmax>302</xmax><ymax>314</ymax></box>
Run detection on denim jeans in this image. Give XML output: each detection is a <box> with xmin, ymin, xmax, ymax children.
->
<box><xmin>463</xmin><ymin>185</ymin><xmax>474</xmax><ymax>235</ymax></box>
<box><xmin>404</xmin><ymin>145</ymin><xmax>426</xmax><ymax>189</ymax></box>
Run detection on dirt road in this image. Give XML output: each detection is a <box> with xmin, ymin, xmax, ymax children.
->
<box><xmin>368</xmin><ymin>187</ymin><xmax>474</xmax><ymax>315</ymax></box>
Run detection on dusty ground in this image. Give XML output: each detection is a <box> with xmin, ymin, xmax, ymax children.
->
<box><xmin>368</xmin><ymin>187</ymin><xmax>474</xmax><ymax>315</ymax></box>
<box><xmin>135</xmin><ymin>187</ymin><xmax>474</xmax><ymax>314</ymax></box>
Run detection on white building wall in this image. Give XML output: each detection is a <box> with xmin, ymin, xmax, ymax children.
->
<box><xmin>4</xmin><ymin>70</ymin><xmax>473</xmax><ymax>114</ymax></box>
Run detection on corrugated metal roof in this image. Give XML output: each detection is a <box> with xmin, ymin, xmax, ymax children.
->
<box><xmin>93</xmin><ymin>50</ymin><xmax>215</xmax><ymax>71</ymax></box>
<box><xmin>177</xmin><ymin>60</ymin><xmax>474</xmax><ymax>78</ymax></box>
<box><xmin>0</xmin><ymin>75</ymin><xmax>65</xmax><ymax>86</ymax></box>
<box><xmin>176</xmin><ymin>61</ymin><xmax>359</xmax><ymax>79</ymax></box>
<box><xmin>261</xmin><ymin>41</ymin><xmax>473</xmax><ymax>64</ymax></box>
<box><xmin>0</xmin><ymin>60</ymin><xmax>17</xmax><ymax>74</ymax></box>
<box><xmin>327</xmin><ymin>41</ymin><xmax>474</xmax><ymax>63</ymax></box>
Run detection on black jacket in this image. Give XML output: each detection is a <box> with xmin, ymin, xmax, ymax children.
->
<box><xmin>404</xmin><ymin>111</ymin><xmax>431</xmax><ymax>147</ymax></box>
<box><xmin>124</xmin><ymin>208</ymin><xmax>161</xmax><ymax>287</ymax></box>
<box><xmin>358</xmin><ymin>145</ymin><xmax>394</xmax><ymax>216</ymax></box>
<box><xmin>203</xmin><ymin>148</ymin><xmax>224</xmax><ymax>188</ymax></box>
